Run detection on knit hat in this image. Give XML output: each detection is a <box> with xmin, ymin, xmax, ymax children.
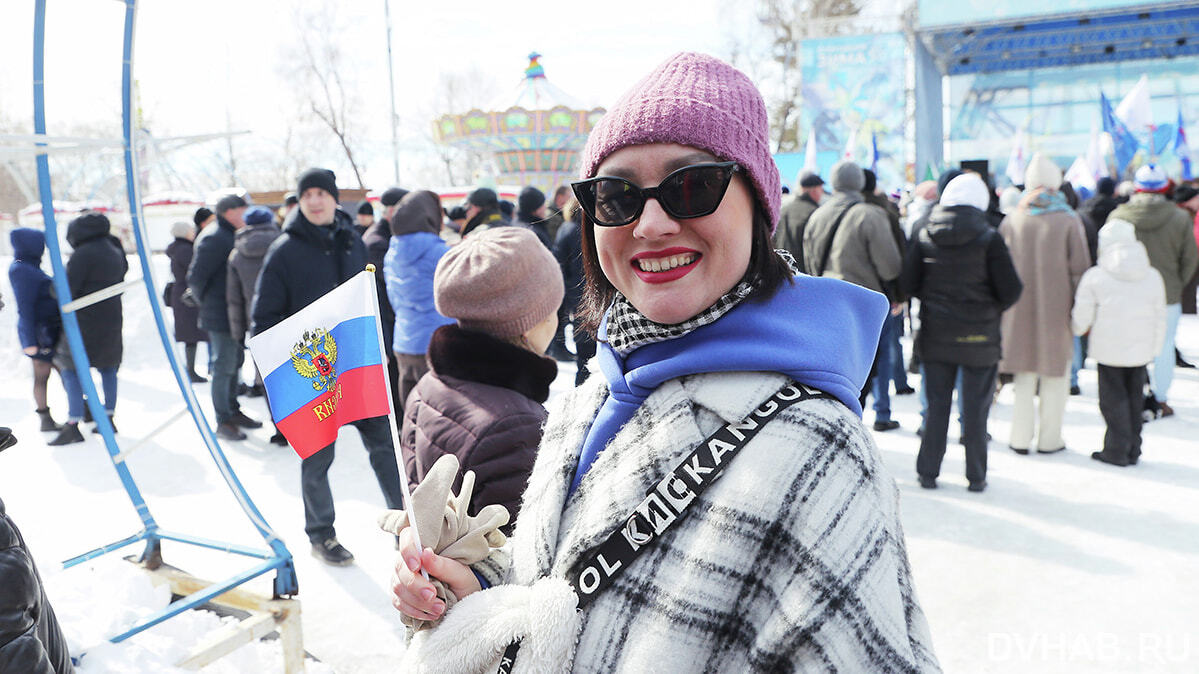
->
<box><xmin>215</xmin><ymin>195</ymin><xmax>248</xmax><ymax>216</ymax></box>
<box><xmin>283</xmin><ymin>192</ymin><xmax>298</xmax><ymax>206</ymax></box>
<box><xmin>1024</xmin><ymin>153</ymin><xmax>1062</xmax><ymax>191</ymax></box>
<box><xmin>357</xmin><ymin>200</ymin><xmax>375</xmax><ymax>216</ymax></box>
<box><xmin>518</xmin><ymin>186</ymin><xmax>546</xmax><ymax>216</ymax></box>
<box><xmin>1134</xmin><ymin>164</ymin><xmax>1170</xmax><ymax>193</ymax></box>
<box><xmin>467</xmin><ymin>187</ymin><xmax>499</xmax><ymax>209</ymax></box>
<box><xmin>297</xmin><ymin>168</ymin><xmax>339</xmax><ymax>202</ymax></box>
<box><xmin>1096</xmin><ymin>176</ymin><xmax>1116</xmax><ymax>197</ymax></box>
<box><xmin>830</xmin><ymin>160</ymin><xmax>865</xmax><ymax>193</ymax></box>
<box><xmin>244</xmin><ymin>205</ymin><xmax>274</xmax><ymax>225</ymax></box>
<box><xmin>434</xmin><ymin>227</ymin><xmax>564</xmax><ymax>338</ymax></box>
<box><xmin>169</xmin><ymin>220</ymin><xmax>193</xmax><ymax>239</ymax></box>
<box><xmin>193</xmin><ymin>206</ymin><xmax>214</xmax><ymax>227</ymax></box>
<box><xmin>579</xmin><ymin>52</ymin><xmax>782</xmax><ymax>229</ymax></box>
<box><xmin>1099</xmin><ymin>218</ymin><xmax>1137</xmax><ymax>251</ymax></box>
<box><xmin>380</xmin><ymin>187</ymin><xmax>408</xmax><ymax>207</ymax></box>
<box><xmin>940</xmin><ymin>173</ymin><xmax>990</xmax><ymax>211</ymax></box>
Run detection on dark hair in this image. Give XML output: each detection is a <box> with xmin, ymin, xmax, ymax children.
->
<box><xmin>193</xmin><ymin>206</ymin><xmax>213</xmax><ymax>228</ymax></box>
<box><xmin>576</xmin><ymin>200</ymin><xmax>792</xmax><ymax>337</ymax></box>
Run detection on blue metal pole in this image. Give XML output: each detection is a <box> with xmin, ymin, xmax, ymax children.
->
<box><xmin>34</xmin><ymin>0</ymin><xmax>156</xmax><ymax>533</ymax></box>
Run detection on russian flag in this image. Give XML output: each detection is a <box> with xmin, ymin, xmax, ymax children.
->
<box><xmin>247</xmin><ymin>270</ymin><xmax>392</xmax><ymax>458</ymax></box>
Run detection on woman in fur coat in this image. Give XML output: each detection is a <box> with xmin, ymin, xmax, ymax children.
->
<box><xmin>390</xmin><ymin>52</ymin><xmax>940</xmax><ymax>673</ymax></box>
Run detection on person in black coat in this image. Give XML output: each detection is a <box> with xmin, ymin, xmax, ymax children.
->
<box><xmin>552</xmin><ymin>203</ymin><xmax>594</xmax><ymax>386</ymax></box>
<box><xmin>251</xmin><ymin>168</ymin><xmax>404</xmax><ymax>567</ymax></box>
<box><xmin>8</xmin><ymin>228</ymin><xmax>64</xmax><ymax>432</ymax></box>
<box><xmin>165</xmin><ymin>217</ymin><xmax>207</xmax><ymax>383</ymax></box>
<box><xmin>187</xmin><ymin>195</ymin><xmax>260</xmax><ymax>440</ymax></box>
<box><xmin>49</xmin><ymin>213</ymin><xmax>129</xmax><ymax>445</ymax></box>
<box><xmin>362</xmin><ymin>186</ymin><xmax>407</xmax><ymax>415</ymax></box>
<box><xmin>899</xmin><ymin>174</ymin><xmax>1023</xmax><ymax>492</ymax></box>
<box><xmin>1081</xmin><ymin>177</ymin><xmax>1120</xmax><ymax>230</ymax></box>
<box><xmin>0</xmin><ymin>491</ymin><xmax>75</xmax><ymax>674</ymax></box>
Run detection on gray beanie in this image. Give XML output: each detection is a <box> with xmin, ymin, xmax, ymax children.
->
<box><xmin>434</xmin><ymin>227</ymin><xmax>564</xmax><ymax>338</ymax></box>
<box><xmin>170</xmin><ymin>220</ymin><xmax>193</xmax><ymax>239</ymax></box>
<box><xmin>830</xmin><ymin>160</ymin><xmax>865</xmax><ymax>193</ymax></box>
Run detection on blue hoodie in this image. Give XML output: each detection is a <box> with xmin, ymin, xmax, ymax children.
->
<box><xmin>569</xmin><ymin>274</ymin><xmax>887</xmax><ymax>494</ymax></box>
<box><xmin>7</xmin><ymin>228</ymin><xmax>61</xmax><ymax>351</ymax></box>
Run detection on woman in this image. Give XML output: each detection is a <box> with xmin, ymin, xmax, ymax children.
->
<box><xmin>390</xmin><ymin>52</ymin><xmax>939</xmax><ymax>672</ymax></box>
<box><xmin>8</xmin><ymin>228</ymin><xmax>64</xmax><ymax>431</ymax></box>
<box><xmin>166</xmin><ymin>214</ymin><xmax>208</xmax><ymax>382</ymax></box>
<box><xmin>999</xmin><ymin>154</ymin><xmax>1091</xmax><ymax>454</ymax></box>
<box><xmin>400</xmin><ymin>227</ymin><xmax>562</xmax><ymax>534</ymax></box>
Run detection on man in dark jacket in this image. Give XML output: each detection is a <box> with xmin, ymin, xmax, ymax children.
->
<box><xmin>461</xmin><ymin>187</ymin><xmax>507</xmax><ymax>237</ymax></box>
<box><xmin>1081</xmin><ymin>177</ymin><xmax>1120</xmax><ymax>230</ymax></box>
<box><xmin>863</xmin><ymin>168</ymin><xmax>911</xmax><ymax>429</ymax></box>
<box><xmin>50</xmin><ymin>213</ymin><xmax>129</xmax><ymax>445</ymax></box>
<box><xmin>514</xmin><ymin>186</ymin><xmax>552</xmax><ymax>249</ymax></box>
<box><xmin>363</xmin><ymin>186</ymin><xmax>408</xmax><ymax>415</ymax></box>
<box><xmin>773</xmin><ymin>170</ymin><xmax>824</xmax><ymax>272</ymax></box>
<box><xmin>226</xmin><ymin>206</ymin><xmax>281</xmax><ymax>408</ymax></box>
<box><xmin>1</xmin><ymin>486</ymin><xmax>75</xmax><ymax>674</ymax></box>
<box><xmin>252</xmin><ymin>168</ymin><xmax>405</xmax><ymax>566</ymax></box>
<box><xmin>900</xmin><ymin>173</ymin><xmax>1023</xmax><ymax>492</ymax></box>
<box><xmin>553</xmin><ymin>205</ymin><xmax>594</xmax><ymax>385</ymax></box>
<box><xmin>187</xmin><ymin>195</ymin><xmax>260</xmax><ymax>440</ymax></box>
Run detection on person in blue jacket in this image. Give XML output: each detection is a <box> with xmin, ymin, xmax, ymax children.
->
<box><xmin>8</xmin><ymin>228</ymin><xmax>64</xmax><ymax>432</ymax></box>
<box><xmin>383</xmin><ymin>190</ymin><xmax>455</xmax><ymax>411</ymax></box>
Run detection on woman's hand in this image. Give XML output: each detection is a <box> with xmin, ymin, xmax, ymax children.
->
<box><xmin>390</xmin><ymin>528</ymin><xmax>481</xmax><ymax>620</ymax></box>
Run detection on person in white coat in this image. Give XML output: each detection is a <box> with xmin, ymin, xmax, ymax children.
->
<box><xmin>1072</xmin><ymin>219</ymin><xmax>1166</xmax><ymax>467</ymax></box>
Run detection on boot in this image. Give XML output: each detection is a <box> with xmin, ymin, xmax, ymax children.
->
<box><xmin>91</xmin><ymin>413</ymin><xmax>117</xmax><ymax>435</ymax></box>
<box><xmin>36</xmin><ymin>408</ymin><xmax>62</xmax><ymax>432</ymax></box>
<box><xmin>1177</xmin><ymin>348</ymin><xmax>1195</xmax><ymax>369</ymax></box>
<box><xmin>189</xmin><ymin>370</ymin><xmax>208</xmax><ymax>383</ymax></box>
<box><xmin>49</xmin><ymin>422</ymin><xmax>85</xmax><ymax>446</ymax></box>
<box><xmin>0</xmin><ymin>427</ymin><xmax>16</xmax><ymax>453</ymax></box>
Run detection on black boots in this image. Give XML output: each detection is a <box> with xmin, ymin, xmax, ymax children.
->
<box><xmin>48</xmin><ymin>422</ymin><xmax>84</xmax><ymax>446</ymax></box>
<box><xmin>36</xmin><ymin>408</ymin><xmax>62</xmax><ymax>432</ymax></box>
<box><xmin>0</xmin><ymin>427</ymin><xmax>16</xmax><ymax>453</ymax></box>
<box><xmin>91</xmin><ymin>413</ymin><xmax>117</xmax><ymax>435</ymax></box>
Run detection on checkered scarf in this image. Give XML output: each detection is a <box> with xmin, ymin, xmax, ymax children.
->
<box><xmin>605</xmin><ymin>249</ymin><xmax>798</xmax><ymax>356</ymax></box>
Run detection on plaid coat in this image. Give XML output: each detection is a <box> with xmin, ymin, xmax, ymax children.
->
<box><xmin>404</xmin><ymin>368</ymin><xmax>941</xmax><ymax>673</ymax></box>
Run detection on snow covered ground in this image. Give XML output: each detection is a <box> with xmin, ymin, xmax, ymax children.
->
<box><xmin>1</xmin><ymin>253</ymin><xmax>1196</xmax><ymax>673</ymax></box>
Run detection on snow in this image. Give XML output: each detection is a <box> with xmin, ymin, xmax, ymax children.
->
<box><xmin>1</xmin><ymin>253</ymin><xmax>1197</xmax><ymax>672</ymax></box>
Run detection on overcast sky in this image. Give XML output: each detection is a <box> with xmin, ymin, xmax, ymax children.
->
<box><xmin>1</xmin><ymin>0</ymin><xmax>754</xmax><ymax>193</ymax></box>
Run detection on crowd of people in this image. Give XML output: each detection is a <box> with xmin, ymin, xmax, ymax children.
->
<box><xmin>4</xmin><ymin>49</ymin><xmax>1199</xmax><ymax>672</ymax></box>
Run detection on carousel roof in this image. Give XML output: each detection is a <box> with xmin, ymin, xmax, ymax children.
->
<box><xmin>484</xmin><ymin>53</ymin><xmax>586</xmax><ymax>111</ymax></box>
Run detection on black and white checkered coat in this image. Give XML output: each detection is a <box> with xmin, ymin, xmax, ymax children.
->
<box><xmin>403</xmin><ymin>368</ymin><xmax>941</xmax><ymax>673</ymax></box>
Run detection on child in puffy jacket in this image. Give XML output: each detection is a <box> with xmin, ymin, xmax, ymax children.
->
<box><xmin>1071</xmin><ymin>219</ymin><xmax>1166</xmax><ymax>466</ymax></box>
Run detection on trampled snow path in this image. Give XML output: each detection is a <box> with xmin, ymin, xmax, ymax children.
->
<box><xmin>1</xmin><ymin>254</ymin><xmax>1196</xmax><ymax>672</ymax></box>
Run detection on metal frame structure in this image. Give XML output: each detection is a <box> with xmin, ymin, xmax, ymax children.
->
<box><xmin>32</xmin><ymin>0</ymin><xmax>297</xmax><ymax>649</ymax></box>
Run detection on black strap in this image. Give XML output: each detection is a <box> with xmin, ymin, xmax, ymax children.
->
<box><xmin>497</xmin><ymin>381</ymin><xmax>833</xmax><ymax>671</ymax></box>
<box><xmin>815</xmin><ymin>204</ymin><xmax>855</xmax><ymax>277</ymax></box>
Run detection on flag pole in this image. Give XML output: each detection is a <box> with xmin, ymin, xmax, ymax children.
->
<box><xmin>365</xmin><ymin>264</ymin><xmax>429</xmax><ymax>579</ymax></box>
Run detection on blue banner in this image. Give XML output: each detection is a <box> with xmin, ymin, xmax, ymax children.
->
<box><xmin>918</xmin><ymin>0</ymin><xmax>1142</xmax><ymax>28</ymax></box>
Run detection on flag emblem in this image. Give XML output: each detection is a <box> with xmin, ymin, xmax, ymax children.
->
<box><xmin>292</xmin><ymin>328</ymin><xmax>339</xmax><ymax>391</ymax></box>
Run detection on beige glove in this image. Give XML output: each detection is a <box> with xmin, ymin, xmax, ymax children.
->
<box><xmin>379</xmin><ymin>454</ymin><xmax>509</xmax><ymax>631</ymax></box>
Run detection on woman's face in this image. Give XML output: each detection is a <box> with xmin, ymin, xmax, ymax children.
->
<box><xmin>592</xmin><ymin>143</ymin><xmax>754</xmax><ymax>325</ymax></box>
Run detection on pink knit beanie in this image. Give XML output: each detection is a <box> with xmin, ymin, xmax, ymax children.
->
<box><xmin>433</xmin><ymin>227</ymin><xmax>565</xmax><ymax>338</ymax></box>
<box><xmin>579</xmin><ymin>52</ymin><xmax>782</xmax><ymax>230</ymax></box>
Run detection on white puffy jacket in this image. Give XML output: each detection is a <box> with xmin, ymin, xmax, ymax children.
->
<box><xmin>1071</xmin><ymin>241</ymin><xmax>1166</xmax><ymax>367</ymax></box>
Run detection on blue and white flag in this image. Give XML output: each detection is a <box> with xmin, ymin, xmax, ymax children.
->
<box><xmin>1101</xmin><ymin>92</ymin><xmax>1139</xmax><ymax>177</ymax></box>
<box><xmin>1177</xmin><ymin>110</ymin><xmax>1193</xmax><ymax>181</ymax></box>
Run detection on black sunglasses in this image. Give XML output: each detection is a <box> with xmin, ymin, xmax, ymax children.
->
<box><xmin>571</xmin><ymin>161</ymin><xmax>742</xmax><ymax>227</ymax></box>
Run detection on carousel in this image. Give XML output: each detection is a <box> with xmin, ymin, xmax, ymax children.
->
<box><xmin>433</xmin><ymin>53</ymin><xmax>605</xmax><ymax>196</ymax></box>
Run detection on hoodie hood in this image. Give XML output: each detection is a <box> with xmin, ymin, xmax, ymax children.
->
<box><xmin>10</xmin><ymin>228</ymin><xmax>45</xmax><ymax>262</ymax></box>
<box><xmin>66</xmin><ymin>212</ymin><xmax>111</xmax><ymax>248</ymax></box>
<box><xmin>926</xmin><ymin>204</ymin><xmax>989</xmax><ymax>247</ymax></box>
<box><xmin>234</xmin><ymin>222</ymin><xmax>279</xmax><ymax>260</ymax></box>
<box><xmin>390</xmin><ymin>190</ymin><xmax>442</xmax><ymax>237</ymax></box>
<box><xmin>1099</xmin><ymin>240</ymin><xmax>1151</xmax><ymax>282</ymax></box>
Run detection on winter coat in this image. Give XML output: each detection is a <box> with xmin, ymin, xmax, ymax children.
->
<box><xmin>1108</xmin><ymin>193</ymin><xmax>1199</xmax><ymax>305</ymax></box>
<box><xmin>362</xmin><ymin>217</ymin><xmax>397</xmax><ymax>353</ymax></box>
<box><xmin>7</xmin><ymin>229</ymin><xmax>61</xmax><ymax>356</ymax></box>
<box><xmin>384</xmin><ymin>191</ymin><xmax>455</xmax><ymax>355</ymax></box>
<box><xmin>186</xmin><ymin>216</ymin><xmax>237</xmax><ymax>333</ymax></box>
<box><xmin>64</xmin><ymin>214</ymin><xmax>127</xmax><ymax>370</ymax></box>
<box><xmin>553</xmin><ymin>217</ymin><xmax>584</xmax><ymax>317</ymax></box>
<box><xmin>165</xmin><ymin>237</ymin><xmax>205</xmax><ymax>344</ymax></box>
<box><xmin>514</xmin><ymin>216</ymin><xmax>553</xmax><ymax>250</ymax></box>
<box><xmin>900</xmin><ymin>205</ymin><xmax>1023</xmax><ymax>367</ymax></box>
<box><xmin>0</xmin><ymin>497</ymin><xmax>74</xmax><ymax>674</ymax></box>
<box><xmin>998</xmin><ymin>199</ymin><xmax>1091</xmax><ymax>376</ymax></box>
<box><xmin>772</xmin><ymin>193</ymin><xmax>818</xmax><ymax>273</ymax></box>
<box><xmin>1081</xmin><ymin>193</ymin><xmax>1119</xmax><ymax>229</ymax></box>
<box><xmin>408</xmin><ymin>369</ymin><xmax>940</xmax><ymax>673</ymax></box>
<box><xmin>802</xmin><ymin>192</ymin><xmax>902</xmax><ymax>294</ymax></box>
<box><xmin>252</xmin><ymin>208</ymin><xmax>366</xmax><ymax>336</ymax></box>
<box><xmin>1071</xmin><ymin>241</ymin><xmax>1166</xmax><ymax>367</ymax></box>
<box><xmin>400</xmin><ymin>325</ymin><xmax>557</xmax><ymax>533</ymax></box>
<box><xmin>226</xmin><ymin>222</ymin><xmax>280</xmax><ymax>343</ymax></box>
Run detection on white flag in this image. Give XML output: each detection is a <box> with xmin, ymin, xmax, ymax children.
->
<box><xmin>1116</xmin><ymin>74</ymin><xmax>1153</xmax><ymax>132</ymax></box>
<box><xmin>1005</xmin><ymin>133</ymin><xmax>1026</xmax><ymax>186</ymax></box>
<box><xmin>1064</xmin><ymin>156</ymin><xmax>1096</xmax><ymax>194</ymax></box>
<box><xmin>802</xmin><ymin>129</ymin><xmax>818</xmax><ymax>174</ymax></box>
<box><xmin>843</xmin><ymin>126</ymin><xmax>858</xmax><ymax>162</ymax></box>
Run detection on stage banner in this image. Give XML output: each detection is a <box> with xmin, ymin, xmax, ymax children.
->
<box><xmin>917</xmin><ymin>0</ymin><xmax>1138</xmax><ymax>29</ymax></box>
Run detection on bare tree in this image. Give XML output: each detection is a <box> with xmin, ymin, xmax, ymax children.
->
<box><xmin>424</xmin><ymin>68</ymin><xmax>500</xmax><ymax>186</ymax></box>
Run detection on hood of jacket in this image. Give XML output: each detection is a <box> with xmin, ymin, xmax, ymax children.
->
<box><xmin>234</xmin><ymin>222</ymin><xmax>279</xmax><ymax>259</ymax></box>
<box><xmin>66</xmin><ymin>212</ymin><xmax>111</xmax><ymax>248</ymax></box>
<box><xmin>1099</xmin><ymin>240</ymin><xmax>1152</xmax><ymax>282</ymax></box>
<box><xmin>925</xmin><ymin>204</ymin><xmax>990</xmax><ymax>247</ymax></box>
<box><xmin>391</xmin><ymin>190</ymin><xmax>443</xmax><ymax>237</ymax></box>
<box><xmin>1121</xmin><ymin>193</ymin><xmax>1177</xmax><ymax>232</ymax></box>
<box><xmin>427</xmin><ymin>324</ymin><xmax>558</xmax><ymax>403</ymax></box>
<box><xmin>10</xmin><ymin>228</ymin><xmax>45</xmax><ymax>262</ymax></box>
